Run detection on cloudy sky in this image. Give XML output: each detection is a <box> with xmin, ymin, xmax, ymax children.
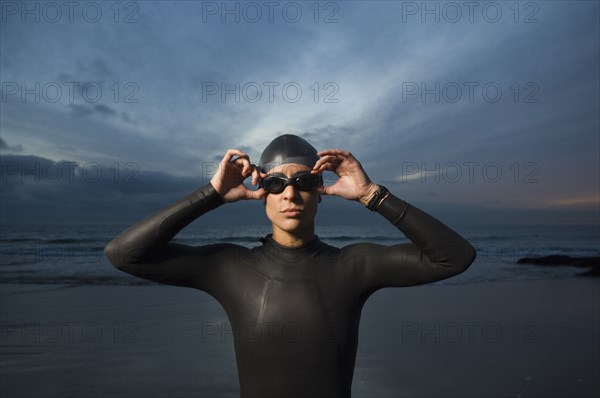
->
<box><xmin>1</xmin><ymin>0</ymin><xmax>598</xmax><ymax>226</ymax></box>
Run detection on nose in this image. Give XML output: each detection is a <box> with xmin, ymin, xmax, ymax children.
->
<box><xmin>282</xmin><ymin>183</ymin><xmax>300</xmax><ymax>201</ymax></box>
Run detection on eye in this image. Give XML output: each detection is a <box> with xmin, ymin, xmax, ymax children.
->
<box><xmin>264</xmin><ymin>177</ymin><xmax>285</xmax><ymax>193</ymax></box>
<box><xmin>295</xmin><ymin>174</ymin><xmax>316</xmax><ymax>190</ymax></box>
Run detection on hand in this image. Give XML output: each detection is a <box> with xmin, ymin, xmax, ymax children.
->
<box><xmin>311</xmin><ymin>149</ymin><xmax>379</xmax><ymax>205</ymax></box>
<box><xmin>210</xmin><ymin>149</ymin><xmax>267</xmax><ymax>203</ymax></box>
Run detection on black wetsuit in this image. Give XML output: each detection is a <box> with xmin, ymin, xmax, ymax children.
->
<box><xmin>104</xmin><ymin>183</ymin><xmax>476</xmax><ymax>398</ymax></box>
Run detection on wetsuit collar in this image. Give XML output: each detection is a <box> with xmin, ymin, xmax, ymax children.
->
<box><xmin>259</xmin><ymin>234</ymin><xmax>323</xmax><ymax>252</ymax></box>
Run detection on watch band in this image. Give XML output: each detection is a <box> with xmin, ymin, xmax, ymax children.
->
<box><xmin>366</xmin><ymin>185</ymin><xmax>389</xmax><ymax>211</ymax></box>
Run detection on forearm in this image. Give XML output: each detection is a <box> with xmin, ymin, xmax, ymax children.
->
<box><xmin>104</xmin><ymin>183</ymin><xmax>224</xmax><ymax>267</ymax></box>
<box><xmin>376</xmin><ymin>193</ymin><xmax>476</xmax><ymax>271</ymax></box>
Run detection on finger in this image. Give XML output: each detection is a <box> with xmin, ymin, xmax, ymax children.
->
<box><xmin>312</xmin><ymin>155</ymin><xmax>338</xmax><ymax>170</ymax></box>
<box><xmin>246</xmin><ymin>187</ymin><xmax>267</xmax><ymax>200</ymax></box>
<box><xmin>317</xmin><ymin>185</ymin><xmax>332</xmax><ymax>195</ymax></box>
<box><xmin>313</xmin><ymin>157</ymin><xmax>343</xmax><ymax>174</ymax></box>
<box><xmin>314</xmin><ymin>161</ymin><xmax>339</xmax><ymax>174</ymax></box>
<box><xmin>255</xmin><ymin>170</ymin><xmax>268</xmax><ymax>180</ymax></box>
<box><xmin>243</xmin><ymin>161</ymin><xmax>252</xmax><ymax>177</ymax></box>
<box><xmin>251</xmin><ymin>165</ymin><xmax>262</xmax><ymax>185</ymax></box>
<box><xmin>317</xmin><ymin>149</ymin><xmax>352</xmax><ymax>158</ymax></box>
<box><xmin>226</xmin><ymin>152</ymin><xmax>251</xmax><ymax>176</ymax></box>
<box><xmin>222</xmin><ymin>149</ymin><xmax>248</xmax><ymax>164</ymax></box>
<box><xmin>234</xmin><ymin>157</ymin><xmax>252</xmax><ymax>176</ymax></box>
<box><xmin>233</xmin><ymin>153</ymin><xmax>250</xmax><ymax>164</ymax></box>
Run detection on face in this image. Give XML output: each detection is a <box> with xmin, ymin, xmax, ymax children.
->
<box><xmin>263</xmin><ymin>163</ymin><xmax>320</xmax><ymax>237</ymax></box>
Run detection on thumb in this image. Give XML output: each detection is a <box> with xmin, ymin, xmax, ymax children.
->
<box><xmin>317</xmin><ymin>185</ymin><xmax>331</xmax><ymax>195</ymax></box>
<box><xmin>246</xmin><ymin>188</ymin><xmax>267</xmax><ymax>200</ymax></box>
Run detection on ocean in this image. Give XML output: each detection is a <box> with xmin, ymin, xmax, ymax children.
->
<box><xmin>0</xmin><ymin>224</ymin><xmax>598</xmax><ymax>286</ymax></box>
<box><xmin>1</xmin><ymin>224</ymin><xmax>599</xmax><ymax>398</ymax></box>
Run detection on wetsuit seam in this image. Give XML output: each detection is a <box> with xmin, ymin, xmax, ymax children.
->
<box><xmin>256</xmin><ymin>280</ymin><xmax>271</xmax><ymax>325</ymax></box>
<box><xmin>392</xmin><ymin>202</ymin><xmax>410</xmax><ymax>225</ymax></box>
<box><xmin>239</xmin><ymin>262</ymin><xmax>270</xmax><ymax>280</ymax></box>
<box><xmin>238</xmin><ymin>262</ymin><xmax>323</xmax><ymax>283</ymax></box>
<box><xmin>265</xmin><ymin>276</ymin><xmax>317</xmax><ymax>282</ymax></box>
<box><xmin>313</xmin><ymin>279</ymin><xmax>342</xmax><ymax>358</ymax></box>
<box><xmin>241</xmin><ymin>279</ymin><xmax>271</xmax><ymax>390</ymax></box>
<box><xmin>413</xmin><ymin>258</ymin><xmax>423</xmax><ymax>284</ymax></box>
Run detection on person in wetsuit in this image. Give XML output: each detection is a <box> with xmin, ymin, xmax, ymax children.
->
<box><xmin>104</xmin><ymin>134</ymin><xmax>476</xmax><ymax>398</ymax></box>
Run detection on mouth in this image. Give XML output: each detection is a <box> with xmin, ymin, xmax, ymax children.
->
<box><xmin>281</xmin><ymin>208</ymin><xmax>303</xmax><ymax>217</ymax></box>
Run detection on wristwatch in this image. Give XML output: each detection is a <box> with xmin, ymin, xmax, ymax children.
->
<box><xmin>366</xmin><ymin>185</ymin><xmax>389</xmax><ymax>211</ymax></box>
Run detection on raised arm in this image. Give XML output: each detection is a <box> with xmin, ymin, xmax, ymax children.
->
<box><xmin>104</xmin><ymin>149</ymin><xmax>267</xmax><ymax>290</ymax></box>
<box><xmin>356</xmin><ymin>191</ymin><xmax>476</xmax><ymax>290</ymax></box>
<box><xmin>104</xmin><ymin>182</ymin><xmax>225</xmax><ymax>288</ymax></box>
<box><xmin>312</xmin><ymin>149</ymin><xmax>476</xmax><ymax>292</ymax></box>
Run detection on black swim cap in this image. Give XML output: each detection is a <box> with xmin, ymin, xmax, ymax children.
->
<box><xmin>259</xmin><ymin>134</ymin><xmax>319</xmax><ymax>173</ymax></box>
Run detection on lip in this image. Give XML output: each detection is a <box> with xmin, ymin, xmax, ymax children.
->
<box><xmin>281</xmin><ymin>209</ymin><xmax>302</xmax><ymax>217</ymax></box>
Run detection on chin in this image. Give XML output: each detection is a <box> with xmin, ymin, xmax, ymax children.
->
<box><xmin>278</xmin><ymin>217</ymin><xmax>312</xmax><ymax>232</ymax></box>
<box><xmin>279</xmin><ymin>219</ymin><xmax>303</xmax><ymax>231</ymax></box>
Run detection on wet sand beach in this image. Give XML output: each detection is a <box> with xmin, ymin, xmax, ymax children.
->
<box><xmin>1</xmin><ymin>277</ymin><xmax>598</xmax><ymax>398</ymax></box>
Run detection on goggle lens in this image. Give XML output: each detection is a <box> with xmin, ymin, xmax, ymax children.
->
<box><xmin>260</xmin><ymin>173</ymin><xmax>322</xmax><ymax>194</ymax></box>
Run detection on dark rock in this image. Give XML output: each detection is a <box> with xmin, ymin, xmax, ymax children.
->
<box><xmin>576</xmin><ymin>267</ymin><xmax>600</xmax><ymax>277</ymax></box>
<box><xmin>516</xmin><ymin>255</ymin><xmax>599</xmax><ymax>267</ymax></box>
<box><xmin>516</xmin><ymin>255</ymin><xmax>600</xmax><ymax>278</ymax></box>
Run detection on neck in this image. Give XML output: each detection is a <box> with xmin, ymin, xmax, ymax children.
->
<box><xmin>271</xmin><ymin>224</ymin><xmax>315</xmax><ymax>248</ymax></box>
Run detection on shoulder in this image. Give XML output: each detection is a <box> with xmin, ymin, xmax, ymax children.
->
<box><xmin>318</xmin><ymin>240</ymin><xmax>342</xmax><ymax>254</ymax></box>
<box><xmin>158</xmin><ymin>242</ymin><xmax>251</xmax><ymax>266</ymax></box>
<box><xmin>340</xmin><ymin>242</ymin><xmax>384</xmax><ymax>256</ymax></box>
<box><xmin>167</xmin><ymin>242</ymin><xmax>247</xmax><ymax>254</ymax></box>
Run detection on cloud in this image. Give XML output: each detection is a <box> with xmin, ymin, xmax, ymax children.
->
<box><xmin>120</xmin><ymin>112</ymin><xmax>137</xmax><ymax>125</ymax></box>
<box><xmin>0</xmin><ymin>2</ymin><xmax>597</xmax><ymax>225</ymax></box>
<box><xmin>93</xmin><ymin>104</ymin><xmax>117</xmax><ymax>117</ymax></box>
<box><xmin>66</xmin><ymin>103</ymin><xmax>136</xmax><ymax>123</ymax></box>
<box><xmin>544</xmin><ymin>196</ymin><xmax>600</xmax><ymax>208</ymax></box>
<box><xmin>58</xmin><ymin>145</ymin><xmax>77</xmax><ymax>153</ymax></box>
<box><xmin>0</xmin><ymin>138</ymin><xmax>23</xmax><ymax>153</ymax></box>
<box><xmin>87</xmin><ymin>57</ymin><xmax>114</xmax><ymax>78</ymax></box>
<box><xmin>0</xmin><ymin>153</ymin><xmax>220</xmax><ymax>224</ymax></box>
<box><xmin>68</xmin><ymin>103</ymin><xmax>93</xmax><ymax>116</ymax></box>
<box><xmin>1</xmin><ymin>153</ymin><xmax>597</xmax><ymax>226</ymax></box>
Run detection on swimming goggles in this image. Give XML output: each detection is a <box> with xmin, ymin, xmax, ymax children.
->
<box><xmin>259</xmin><ymin>172</ymin><xmax>323</xmax><ymax>194</ymax></box>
